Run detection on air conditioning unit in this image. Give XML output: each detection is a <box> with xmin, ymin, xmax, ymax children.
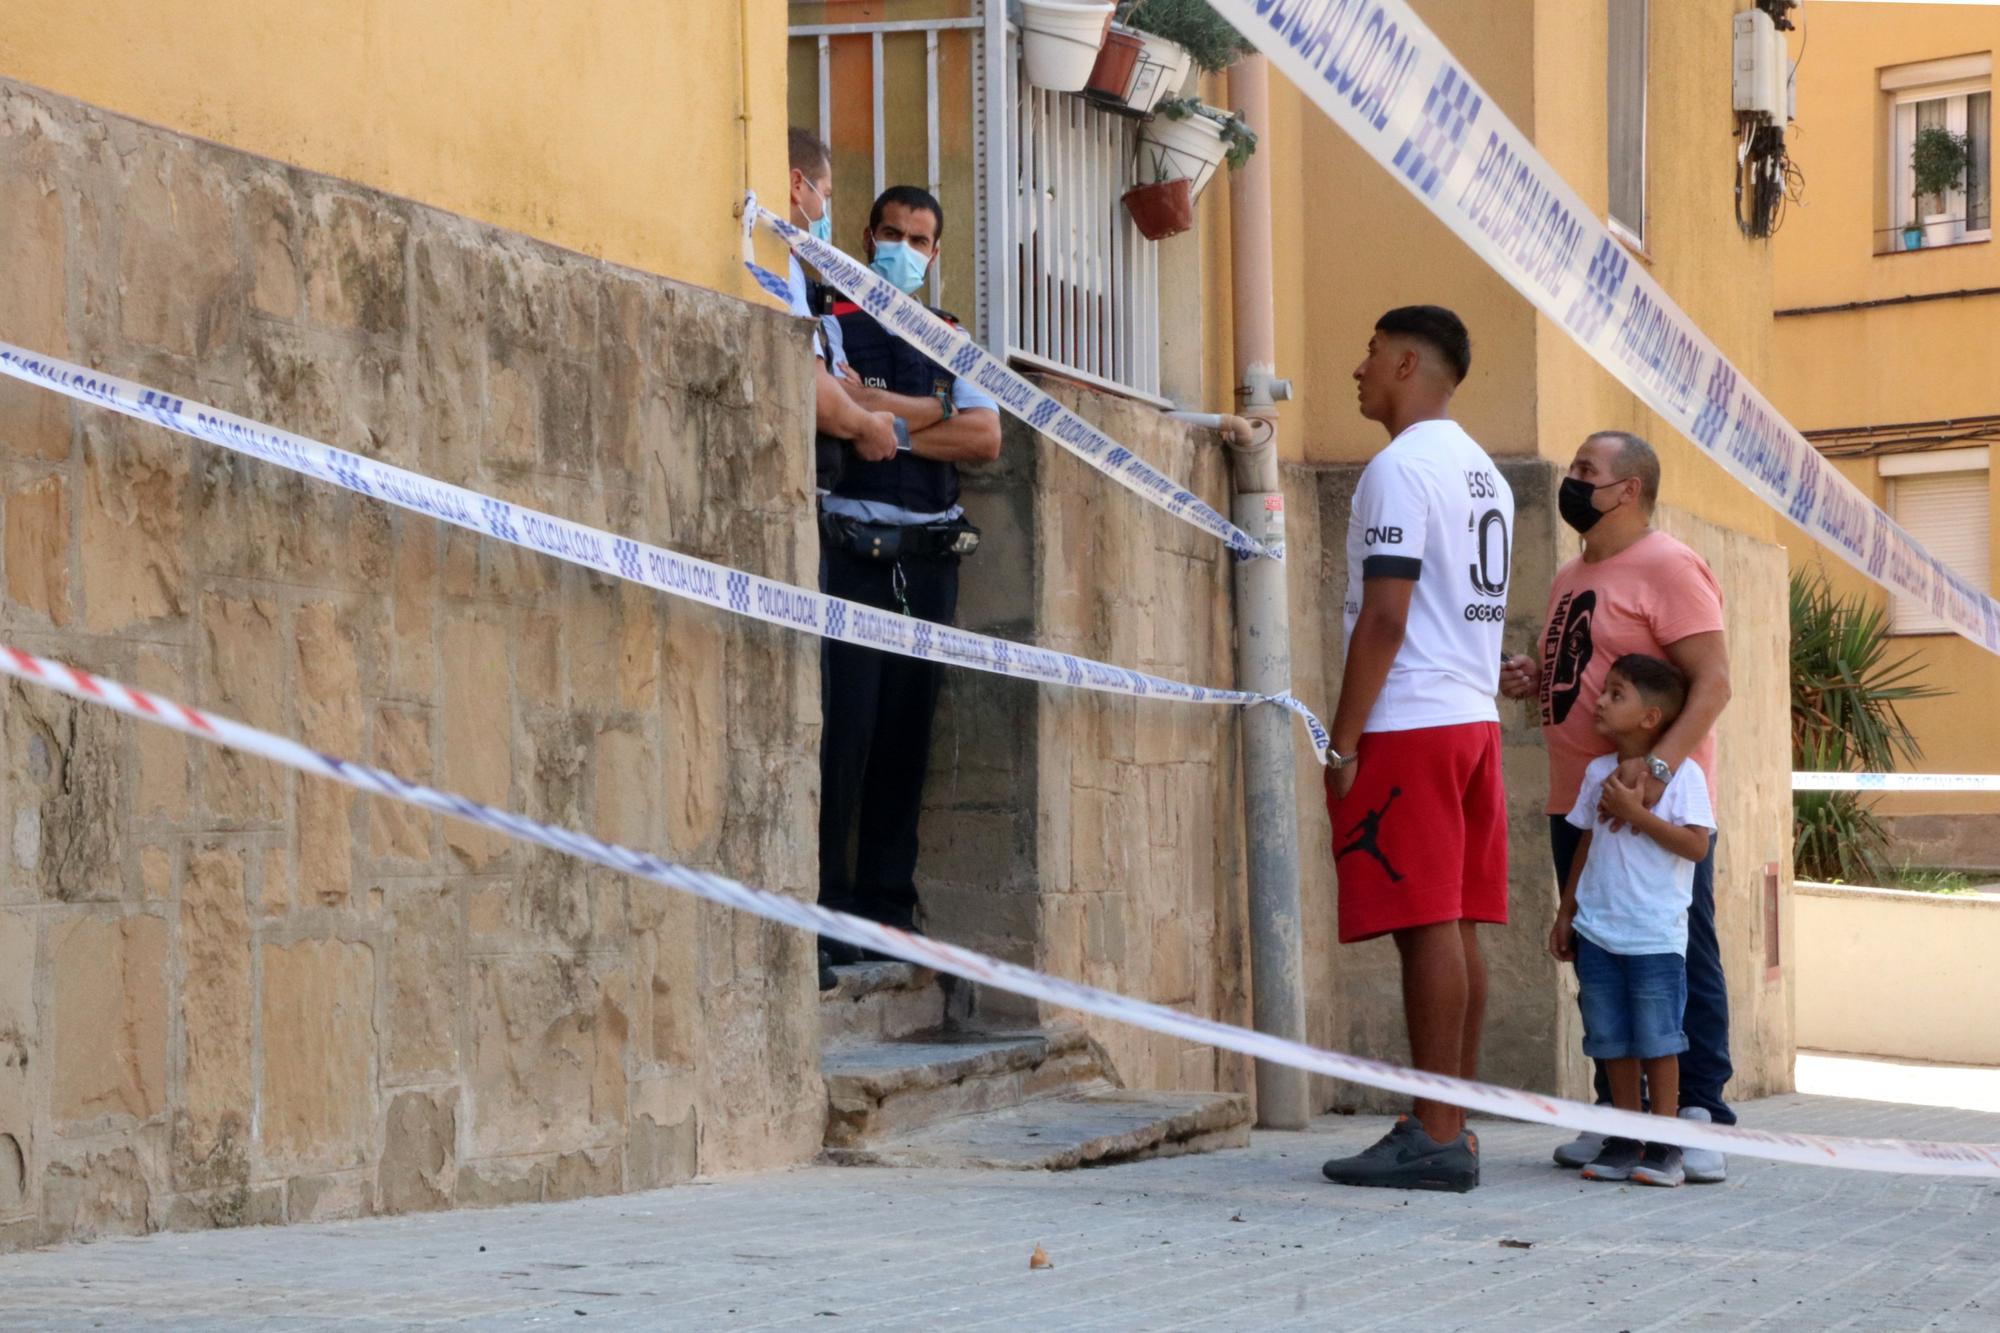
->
<box><xmin>1732</xmin><ymin>8</ymin><xmax>1792</xmax><ymax>122</ymax></box>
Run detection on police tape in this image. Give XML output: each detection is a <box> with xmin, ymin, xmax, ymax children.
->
<box><xmin>740</xmin><ymin>199</ymin><xmax>1280</xmax><ymax>564</ymax></box>
<box><xmin>1213</xmin><ymin>0</ymin><xmax>2000</xmax><ymax>658</ymax></box>
<box><xmin>4</xmin><ymin>640</ymin><xmax>1996</xmax><ymax>1179</ymax></box>
<box><xmin>0</xmin><ymin>341</ymin><xmax>1331</xmax><ymax>761</ymax></box>
<box><xmin>1794</xmin><ymin>772</ymin><xmax>2000</xmax><ymax>793</ymax></box>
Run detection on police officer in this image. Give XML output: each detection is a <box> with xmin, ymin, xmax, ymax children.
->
<box><xmin>818</xmin><ymin>186</ymin><xmax>1002</xmax><ymax>969</ymax></box>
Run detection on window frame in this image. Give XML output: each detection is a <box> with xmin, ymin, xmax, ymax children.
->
<box><xmin>1606</xmin><ymin>0</ymin><xmax>1649</xmax><ymax>252</ymax></box>
<box><xmin>1881</xmin><ymin>448</ymin><xmax>1993</xmax><ymax>637</ymax></box>
<box><xmin>1881</xmin><ymin>55</ymin><xmax>1993</xmax><ymax>251</ymax></box>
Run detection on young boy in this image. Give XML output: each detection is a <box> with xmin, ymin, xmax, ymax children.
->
<box><xmin>1547</xmin><ymin>654</ymin><xmax>1715</xmax><ymax>1188</ymax></box>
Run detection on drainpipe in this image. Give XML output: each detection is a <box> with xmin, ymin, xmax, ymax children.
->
<box><xmin>1226</xmin><ymin>53</ymin><xmax>1310</xmax><ymax>1132</ymax></box>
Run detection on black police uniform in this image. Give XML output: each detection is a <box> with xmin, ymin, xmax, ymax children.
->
<box><xmin>818</xmin><ymin>297</ymin><xmax>974</xmax><ymax>934</ymax></box>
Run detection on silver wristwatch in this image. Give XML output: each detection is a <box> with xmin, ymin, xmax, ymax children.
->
<box><xmin>1327</xmin><ymin>746</ymin><xmax>1359</xmax><ymax>769</ymax></box>
<box><xmin>1645</xmin><ymin>754</ymin><xmax>1673</xmax><ymax>784</ymax></box>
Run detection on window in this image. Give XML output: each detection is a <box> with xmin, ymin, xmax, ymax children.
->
<box><xmin>1882</xmin><ymin>54</ymin><xmax>1992</xmax><ymax>251</ymax></box>
<box><xmin>1607</xmin><ymin>0</ymin><xmax>1648</xmax><ymax>248</ymax></box>
<box><xmin>1882</xmin><ymin>448</ymin><xmax>1991</xmax><ymax>635</ymax></box>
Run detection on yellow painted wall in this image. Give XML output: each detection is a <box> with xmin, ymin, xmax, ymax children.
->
<box><xmin>1262</xmin><ymin>0</ymin><xmax>1785</xmax><ymax>555</ymax></box>
<box><xmin>1772</xmin><ymin>3</ymin><xmax>2000</xmax><ymax>820</ymax></box>
<box><xmin>0</xmin><ymin>0</ymin><xmax>792</xmax><ymax>300</ymax></box>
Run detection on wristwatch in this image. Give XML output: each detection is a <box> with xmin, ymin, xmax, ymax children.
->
<box><xmin>1644</xmin><ymin>754</ymin><xmax>1673</xmax><ymax>784</ymax></box>
<box><xmin>1326</xmin><ymin>745</ymin><xmax>1359</xmax><ymax>769</ymax></box>
<box><xmin>934</xmin><ymin>388</ymin><xmax>957</xmax><ymax>422</ymax></box>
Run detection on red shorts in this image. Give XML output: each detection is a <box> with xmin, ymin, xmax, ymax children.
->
<box><xmin>1328</xmin><ymin>721</ymin><xmax>1508</xmax><ymax>944</ymax></box>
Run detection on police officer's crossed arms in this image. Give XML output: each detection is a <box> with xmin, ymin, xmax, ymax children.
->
<box><xmin>816</xmin><ymin>186</ymin><xmax>1000</xmax><ymax>986</ymax></box>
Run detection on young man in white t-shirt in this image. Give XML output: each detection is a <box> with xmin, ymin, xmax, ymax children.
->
<box><xmin>1548</xmin><ymin>654</ymin><xmax>1715</xmax><ymax>1189</ymax></box>
<box><xmin>1320</xmin><ymin>306</ymin><xmax>1515</xmax><ymax>1194</ymax></box>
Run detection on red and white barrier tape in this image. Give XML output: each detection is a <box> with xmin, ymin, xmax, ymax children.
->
<box><xmin>3</xmin><ymin>641</ymin><xmax>1996</xmax><ymax>1177</ymax></box>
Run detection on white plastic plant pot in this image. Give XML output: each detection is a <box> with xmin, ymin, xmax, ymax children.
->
<box><xmin>1122</xmin><ymin>28</ymin><xmax>1194</xmax><ymax>115</ymax></box>
<box><xmin>1138</xmin><ymin>107</ymin><xmax>1229</xmax><ymax>200</ymax></box>
<box><xmin>1019</xmin><ymin>0</ymin><xmax>1115</xmax><ymax>93</ymax></box>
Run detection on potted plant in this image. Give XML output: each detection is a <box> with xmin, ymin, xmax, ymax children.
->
<box><xmin>1137</xmin><ymin>96</ymin><xmax>1257</xmax><ymax>201</ymax></box>
<box><xmin>1122</xmin><ymin>149</ymin><xmax>1195</xmax><ymax>241</ymax></box>
<box><xmin>1907</xmin><ymin>124</ymin><xmax>1970</xmax><ymax>250</ymax></box>
<box><xmin>1084</xmin><ymin>23</ymin><xmax>1147</xmax><ymax>103</ymax></box>
<box><xmin>1114</xmin><ymin>0</ymin><xmax>1250</xmax><ymax>113</ymax></box>
<box><xmin>1019</xmin><ymin>0</ymin><xmax>1117</xmax><ymax>93</ymax></box>
<box><xmin>1118</xmin><ymin>0</ymin><xmax>1253</xmax><ymax>77</ymax></box>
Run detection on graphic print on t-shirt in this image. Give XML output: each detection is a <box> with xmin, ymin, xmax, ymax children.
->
<box><xmin>1540</xmin><ymin>588</ymin><xmax>1597</xmax><ymax>725</ymax></box>
<box><xmin>1336</xmin><ymin>787</ymin><xmax>1405</xmax><ymax>883</ymax></box>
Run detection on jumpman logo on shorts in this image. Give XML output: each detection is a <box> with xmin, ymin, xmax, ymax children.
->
<box><xmin>1336</xmin><ymin>787</ymin><xmax>1404</xmax><ymax>883</ymax></box>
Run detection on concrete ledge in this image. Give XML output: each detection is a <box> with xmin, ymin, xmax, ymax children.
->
<box><xmin>1796</xmin><ymin>881</ymin><xmax>2000</xmax><ymax>1065</ymax></box>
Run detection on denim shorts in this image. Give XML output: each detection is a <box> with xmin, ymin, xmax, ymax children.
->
<box><xmin>1574</xmin><ymin>935</ymin><xmax>1688</xmax><ymax>1061</ymax></box>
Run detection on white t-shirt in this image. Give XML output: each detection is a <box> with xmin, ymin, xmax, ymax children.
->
<box><xmin>1342</xmin><ymin>418</ymin><xmax>1515</xmax><ymax>733</ymax></box>
<box><xmin>1566</xmin><ymin>755</ymin><xmax>1716</xmax><ymax>957</ymax></box>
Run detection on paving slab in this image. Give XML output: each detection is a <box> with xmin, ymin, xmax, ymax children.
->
<box><xmin>3</xmin><ymin>1086</ymin><xmax>1999</xmax><ymax>1331</ymax></box>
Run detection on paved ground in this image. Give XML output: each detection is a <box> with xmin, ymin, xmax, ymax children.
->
<box><xmin>5</xmin><ymin>1080</ymin><xmax>1999</xmax><ymax>1331</ymax></box>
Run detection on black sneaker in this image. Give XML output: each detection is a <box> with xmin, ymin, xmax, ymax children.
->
<box><xmin>1321</xmin><ymin>1116</ymin><xmax>1480</xmax><ymax>1193</ymax></box>
<box><xmin>1581</xmin><ymin>1136</ymin><xmax>1645</xmax><ymax>1182</ymax></box>
<box><xmin>818</xmin><ymin>947</ymin><xmax>837</xmax><ymax>991</ymax></box>
<box><xmin>1631</xmin><ymin>1142</ymin><xmax>1686</xmax><ymax>1188</ymax></box>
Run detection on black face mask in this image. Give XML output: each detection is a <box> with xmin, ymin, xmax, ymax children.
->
<box><xmin>1558</xmin><ymin>476</ymin><xmax>1624</xmax><ymax>534</ymax></box>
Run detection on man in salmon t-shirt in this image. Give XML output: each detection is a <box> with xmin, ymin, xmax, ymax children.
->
<box><xmin>1500</xmin><ymin>430</ymin><xmax>1735</xmax><ymax>1184</ymax></box>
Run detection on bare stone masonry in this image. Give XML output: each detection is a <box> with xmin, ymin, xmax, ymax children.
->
<box><xmin>0</xmin><ymin>76</ymin><xmax>824</xmax><ymax>1251</ymax></box>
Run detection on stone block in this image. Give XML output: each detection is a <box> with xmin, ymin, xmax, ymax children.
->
<box><xmin>295</xmin><ymin>779</ymin><xmax>353</xmax><ymax>908</ymax></box>
<box><xmin>369</xmin><ymin>705</ymin><xmax>433</xmax><ymax>861</ymax></box>
<box><xmin>5</xmin><ymin>471</ymin><xmax>69</xmax><ymax>624</ymax></box>
<box><xmin>286</xmin><ymin>1169</ymin><xmax>373</xmax><ymax>1223</ymax></box>
<box><xmin>6</xmin><ymin>678</ymin><xmax>123</xmax><ymax>901</ymax></box>
<box><xmin>594</xmin><ymin>726</ymin><xmax>656</xmax><ymax>850</ymax></box>
<box><xmin>438</xmin><ymin>610</ymin><xmax>511</xmax><ymax>869</ymax></box>
<box><xmin>378</xmin><ymin>1088</ymin><xmax>456</xmax><ymax>1215</ymax></box>
<box><xmin>51</xmin><ymin>912</ymin><xmax>168</xmax><ymax>1125</ymax></box>
<box><xmin>244</xmin><ymin>170</ymin><xmax>300</xmax><ymax>319</ymax></box>
<box><xmin>79</xmin><ymin>419</ymin><xmax>187</xmax><ymax>632</ymax></box>
<box><xmin>162</xmin><ymin>1180</ymin><xmax>283</xmax><ymax>1233</ymax></box>
<box><xmin>466</xmin><ymin>956</ymin><xmax>627</xmax><ymax>1158</ymax></box>
<box><xmin>454</xmin><ymin>1157</ymin><xmax>544</xmax><ymax>1208</ymax></box>
<box><xmin>294</xmin><ymin>601</ymin><xmax>364</xmax><ymax>751</ymax></box>
<box><xmin>115</xmin><ymin>144</ymin><xmax>236</xmax><ymax>359</ymax></box>
<box><xmin>545</xmin><ymin>1147</ymin><xmax>621</xmax><ymax>1203</ymax></box>
<box><xmin>198</xmin><ymin>594</ymin><xmax>285</xmax><ymax>823</ymax></box>
<box><xmin>384</xmin><ymin>884</ymin><xmax>459</xmax><ymax>1083</ymax></box>
<box><xmin>259</xmin><ymin>937</ymin><xmax>377</xmax><ymax>1173</ymax></box>
<box><xmin>302</xmin><ymin>191</ymin><xmax>408</xmax><ymax>337</ymax></box>
<box><xmin>661</xmin><ymin>609</ymin><xmax>725</xmax><ymax>859</ymax></box>
<box><xmin>39</xmin><ymin>1146</ymin><xmax>153</xmax><ymax>1242</ymax></box>
<box><xmin>628</xmin><ymin>1079</ymin><xmax>698</xmax><ymax>1192</ymax></box>
<box><xmin>132</xmin><ymin>647</ymin><xmax>190</xmax><ymax>821</ymax></box>
<box><xmin>0</xmin><ymin>912</ymin><xmax>34</xmax><ymax>1195</ymax></box>
<box><xmin>175</xmin><ymin>847</ymin><xmax>251</xmax><ymax>1191</ymax></box>
<box><xmin>410</xmin><ymin>230</ymin><xmax>487</xmax><ymax>483</ymax></box>
<box><xmin>0</xmin><ymin>164</ymin><xmax>72</xmax><ymax>461</ymax></box>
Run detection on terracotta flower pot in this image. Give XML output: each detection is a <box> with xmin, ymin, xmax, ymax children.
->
<box><xmin>1084</xmin><ymin>27</ymin><xmax>1146</xmax><ymax>104</ymax></box>
<box><xmin>1123</xmin><ymin>177</ymin><xmax>1194</xmax><ymax>242</ymax></box>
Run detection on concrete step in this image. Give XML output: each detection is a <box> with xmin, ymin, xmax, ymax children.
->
<box><xmin>825</xmin><ymin>1088</ymin><xmax>1253</xmax><ymax>1170</ymax></box>
<box><xmin>821</xmin><ymin>1027</ymin><xmax>1104</xmax><ymax>1149</ymax></box>
<box><xmin>819</xmin><ymin>961</ymin><xmax>955</xmax><ymax>1044</ymax></box>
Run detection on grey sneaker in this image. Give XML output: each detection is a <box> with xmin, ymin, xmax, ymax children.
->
<box><xmin>1553</xmin><ymin>1130</ymin><xmax>1605</xmax><ymax>1169</ymax></box>
<box><xmin>1581</xmin><ymin>1136</ymin><xmax>1645</xmax><ymax>1182</ymax></box>
<box><xmin>1678</xmin><ymin>1107</ymin><xmax>1727</xmax><ymax>1183</ymax></box>
<box><xmin>1631</xmin><ymin>1142</ymin><xmax>1686</xmax><ymax>1187</ymax></box>
<box><xmin>1321</xmin><ymin>1116</ymin><xmax>1480</xmax><ymax>1193</ymax></box>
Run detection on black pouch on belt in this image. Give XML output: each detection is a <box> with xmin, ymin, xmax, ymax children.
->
<box><xmin>820</xmin><ymin>514</ymin><xmax>981</xmax><ymax>561</ymax></box>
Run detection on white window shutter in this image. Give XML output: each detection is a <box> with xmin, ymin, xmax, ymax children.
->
<box><xmin>1890</xmin><ymin>471</ymin><xmax>1992</xmax><ymax>634</ymax></box>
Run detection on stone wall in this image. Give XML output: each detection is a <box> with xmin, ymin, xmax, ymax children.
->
<box><xmin>1292</xmin><ymin>459</ymin><xmax>1795</xmax><ymax>1111</ymax></box>
<box><xmin>0</xmin><ymin>78</ymin><xmax>823</xmax><ymax>1251</ymax></box>
<box><xmin>924</xmin><ymin>383</ymin><xmax>1253</xmax><ymax>1097</ymax></box>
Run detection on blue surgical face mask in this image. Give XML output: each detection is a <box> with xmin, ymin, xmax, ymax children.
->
<box><xmin>799</xmin><ymin>178</ymin><xmax>833</xmax><ymax>243</ymax></box>
<box><xmin>869</xmin><ymin>239</ymin><xmax>931</xmax><ymax>295</ymax></box>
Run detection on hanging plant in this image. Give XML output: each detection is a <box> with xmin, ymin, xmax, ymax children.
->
<box><xmin>1157</xmin><ymin>96</ymin><xmax>1257</xmax><ymax>169</ymax></box>
<box><xmin>1116</xmin><ymin>0</ymin><xmax>1253</xmax><ymax>74</ymax></box>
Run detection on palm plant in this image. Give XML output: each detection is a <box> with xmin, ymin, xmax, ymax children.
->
<box><xmin>1789</xmin><ymin>568</ymin><xmax>1945</xmax><ymax>883</ymax></box>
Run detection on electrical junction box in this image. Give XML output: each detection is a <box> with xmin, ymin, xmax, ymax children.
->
<box><xmin>1732</xmin><ymin>8</ymin><xmax>1792</xmax><ymax>121</ymax></box>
